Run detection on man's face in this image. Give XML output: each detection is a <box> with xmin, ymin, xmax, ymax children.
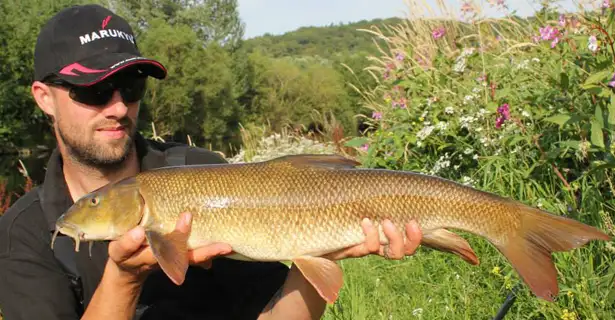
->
<box><xmin>43</xmin><ymin>72</ymin><xmax>145</xmax><ymax>170</ymax></box>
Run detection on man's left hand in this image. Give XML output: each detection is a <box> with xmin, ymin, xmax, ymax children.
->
<box><xmin>322</xmin><ymin>219</ymin><xmax>422</xmax><ymax>260</ymax></box>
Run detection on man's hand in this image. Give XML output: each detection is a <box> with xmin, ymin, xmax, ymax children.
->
<box><xmin>323</xmin><ymin>218</ymin><xmax>422</xmax><ymax>261</ymax></box>
<box><xmin>106</xmin><ymin>212</ymin><xmax>232</xmax><ymax>284</ymax></box>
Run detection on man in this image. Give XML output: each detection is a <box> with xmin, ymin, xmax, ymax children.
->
<box><xmin>0</xmin><ymin>4</ymin><xmax>422</xmax><ymax>320</ymax></box>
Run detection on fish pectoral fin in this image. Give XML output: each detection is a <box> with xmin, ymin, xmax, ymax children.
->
<box><xmin>292</xmin><ymin>256</ymin><xmax>344</xmax><ymax>304</ymax></box>
<box><xmin>271</xmin><ymin>154</ymin><xmax>361</xmax><ymax>170</ymax></box>
<box><xmin>145</xmin><ymin>229</ymin><xmax>189</xmax><ymax>286</ymax></box>
<box><xmin>422</xmin><ymin>228</ymin><xmax>479</xmax><ymax>265</ymax></box>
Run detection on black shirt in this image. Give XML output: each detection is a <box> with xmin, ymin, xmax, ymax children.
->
<box><xmin>0</xmin><ymin>134</ymin><xmax>289</xmax><ymax>320</ymax></box>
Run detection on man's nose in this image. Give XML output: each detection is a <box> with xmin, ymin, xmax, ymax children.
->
<box><xmin>102</xmin><ymin>90</ymin><xmax>129</xmax><ymax>118</ymax></box>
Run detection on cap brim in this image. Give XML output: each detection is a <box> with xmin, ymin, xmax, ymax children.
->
<box><xmin>55</xmin><ymin>52</ymin><xmax>167</xmax><ymax>86</ymax></box>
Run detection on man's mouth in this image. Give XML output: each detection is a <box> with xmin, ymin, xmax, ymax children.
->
<box><xmin>96</xmin><ymin>125</ymin><xmax>128</xmax><ymax>139</ymax></box>
<box><xmin>97</xmin><ymin>125</ymin><xmax>125</xmax><ymax>131</ymax></box>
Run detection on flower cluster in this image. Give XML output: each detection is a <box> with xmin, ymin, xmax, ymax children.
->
<box><xmin>535</xmin><ymin>25</ymin><xmax>561</xmax><ymax>48</ymax></box>
<box><xmin>495</xmin><ymin>103</ymin><xmax>510</xmax><ymax>129</ymax></box>
<box><xmin>432</xmin><ymin>27</ymin><xmax>446</xmax><ymax>39</ymax></box>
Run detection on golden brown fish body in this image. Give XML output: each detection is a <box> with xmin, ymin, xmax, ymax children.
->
<box><xmin>54</xmin><ymin>154</ymin><xmax>611</xmax><ymax>304</ymax></box>
<box><xmin>138</xmin><ymin>157</ymin><xmax>514</xmax><ymax>260</ymax></box>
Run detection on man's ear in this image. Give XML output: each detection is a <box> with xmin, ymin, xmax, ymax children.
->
<box><xmin>31</xmin><ymin>81</ymin><xmax>57</xmax><ymax>118</ymax></box>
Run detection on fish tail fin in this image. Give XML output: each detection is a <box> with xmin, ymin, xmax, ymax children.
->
<box><xmin>497</xmin><ymin>204</ymin><xmax>610</xmax><ymax>301</ymax></box>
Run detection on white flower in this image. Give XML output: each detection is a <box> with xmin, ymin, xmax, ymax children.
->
<box><xmin>532</xmin><ymin>57</ymin><xmax>540</xmax><ymax>62</ymax></box>
<box><xmin>461</xmin><ymin>176</ymin><xmax>475</xmax><ymax>186</ymax></box>
<box><xmin>588</xmin><ymin>35</ymin><xmax>598</xmax><ymax>52</ymax></box>
<box><xmin>412</xmin><ymin>308</ymin><xmax>424</xmax><ymax>317</ymax></box>
<box><xmin>476</xmin><ymin>108</ymin><xmax>489</xmax><ymax>120</ymax></box>
<box><xmin>417</xmin><ymin>125</ymin><xmax>435</xmax><ymax>140</ymax></box>
<box><xmin>436</xmin><ymin>122</ymin><xmax>448</xmax><ymax>131</ymax></box>
<box><xmin>445</xmin><ymin>106</ymin><xmax>455</xmax><ymax>114</ymax></box>
<box><xmin>472</xmin><ymin>87</ymin><xmax>481</xmax><ymax>93</ymax></box>
<box><xmin>460</xmin><ymin>116</ymin><xmax>476</xmax><ymax>129</ymax></box>
<box><xmin>464</xmin><ymin>148</ymin><xmax>473</xmax><ymax>154</ymax></box>
<box><xmin>430</xmin><ymin>153</ymin><xmax>452</xmax><ymax>174</ymax></box>
<box><xmin>522</xmin><ymin>111</ymin><xmax>530</xmax><ymax>117</ymax></box>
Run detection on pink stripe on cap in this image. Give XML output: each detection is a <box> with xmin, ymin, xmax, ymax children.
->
<box><xmin>59</xmin><ymin>62</ymin><xmax>107</xmax><ymax>76</ymax></box>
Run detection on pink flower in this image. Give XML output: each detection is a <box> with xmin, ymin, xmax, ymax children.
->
<box><xmin>559</xmin><ymin>14</ymin><xmax>566</xmax><ymax>27</ymax></box>
<box><xmin>360</xmin><ymin>144</ymin><xmax>369</xmax><ymax>152</ymax></box>
<box><xmin>432</xmin><ymin>27</ymin><xmax>446</xmax><ymax>39</ymax></box>
<box><xmin>497</xmin><ymin>103</ymin><xmax>510</xmax><ymax>119</ymax></box>
<box><xmin>495</xmin><ymin>116</ymin><xmax>505</xmax><ymax>129</ymax></box>
<box><xmin>539</xmin><ymin>26</ymin><xmax>559</xmax><ymax>41</ymax></box>
<box><xmin>495</xmin><ymin>103</ymin><xmax>510</xmax><ymax>129</ymax></box>
<box><xmin>372</xmin><ymin>111</ymin><xmax>382</xmax><ymax>120</ymax></box>
<box><xmin>395</xmin><ymin>52</ymin><xmax>405</xmax><ymax>61</ymax></box>
<box><xmin>608</xmin><ymin>73</ymin><xmax>615</xmax><ymax>88</ymax></box>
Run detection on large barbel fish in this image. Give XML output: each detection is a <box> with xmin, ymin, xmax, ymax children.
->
<box><xmin>53</xmin><ymin>154</ymin><xmax>611</xmax><ymax>303</ymax></box>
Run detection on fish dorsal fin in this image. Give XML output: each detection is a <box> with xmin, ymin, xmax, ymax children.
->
<box><xmin>267</xmin><ymin>154</ymin><xmax>361</xmax><ymax>170</ymax></box>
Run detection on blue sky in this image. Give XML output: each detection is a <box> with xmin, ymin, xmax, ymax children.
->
<box><xmin>237</xmin><ymin>0</ymin><xmax>583</xmax><ymax>39</ymax></box>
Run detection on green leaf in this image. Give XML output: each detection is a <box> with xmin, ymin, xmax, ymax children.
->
<box><xmin>507</xmin><ymin>135</ymin><xmax>527</xmax><ymax>146</ymax></box>
<box><xmin>344</xmin><ymin>137</ymin><xmax>369</xmax><ymax>148</ymax></box>
<box><xmin>559</xmin><ymin>140</ymin><xmax>581</xmax><ymax>150</ymax></box>
<box><xmin>560</xmin><ymin>72</ymin><xmax>569</xmax><ymax>91</ymax></box>
<box><xmin>544</xmin><ymin>113</ymin><xmax>571</xmax><ymax>126</ymax></box>
<box><xmin>584</xmin><ymin>69</ymin><xmax>613</xmax><ymax>86</ymax></box>
<box><xmin>581</xmin><ymin>84</ymin><xmax>602</xmax><ymax>95</ymax></box>
<box><xmin>609</xmin><ymin>93</ymin><xmax>615</xmax><ymax>125</ymax></box>
<box><xmin>591</xmin><ymin>119</ymin><xmax>605</xmax><ymax>148</ymax></box>
<box><xmin>595</xmin><ymin>104</ymin><xmax>604</xmax><ymax>127</ymax></box>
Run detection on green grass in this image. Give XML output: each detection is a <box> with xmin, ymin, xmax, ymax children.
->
<box><xmin>322</xmin><ymin>238</ymin><xmax>614</xmax><ymax>320</ymax></box>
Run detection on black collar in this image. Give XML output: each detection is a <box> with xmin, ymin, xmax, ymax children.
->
<box><xmin>40</xmin><ymin>133</ymin><xmax>171</xmax><ymax>231</ymax></box>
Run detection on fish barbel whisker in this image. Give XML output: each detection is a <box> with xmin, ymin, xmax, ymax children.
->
<box><xmin>50</xmin><ymin>229</ymin><xmax>60</xmax><ymax>250</ymax></box>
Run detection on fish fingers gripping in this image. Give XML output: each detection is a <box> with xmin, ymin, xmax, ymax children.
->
<box><xmin>496</xmin><ymin>203</ymin><xmax>611</xmax><ymax>301</ymax></box>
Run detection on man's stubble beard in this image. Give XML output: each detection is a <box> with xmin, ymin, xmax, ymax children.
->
<box><xmin>56</xmin><ymin>116</ymin><xmax>137</xmax><ymax>172</ymax></box>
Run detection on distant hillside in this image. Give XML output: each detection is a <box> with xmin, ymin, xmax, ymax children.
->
<box><xmin>242</xmin><ymin>17</ymin><xmax>404</xmax><ymax>59</ymax></box>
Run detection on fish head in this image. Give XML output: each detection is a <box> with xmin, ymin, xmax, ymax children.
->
<box><xmin>55</xmin><ymin>176</ymin><xmax>145</xmax><ymax>244</ymax></box>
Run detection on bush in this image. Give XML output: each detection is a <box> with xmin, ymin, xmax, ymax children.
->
<box><xmin>338</xmin><ymin>1</ymin><xmax>615</xmax><ymax>319</ymax></box>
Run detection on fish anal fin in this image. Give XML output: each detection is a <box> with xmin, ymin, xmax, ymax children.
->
<box><xmin>422</xmin><ymin>228</ymin><xmax>479</xmax><ymax>265</ymax></box>
<box><xmin>145</xmin><ymin>229</ymin><xmax>190</xmax><ymax>286</ymax></box>
<box><xmin>497</xmin><ymin>204</ymin><xmax>611</xmax><ymax>301</ymax></box>
<box><xmin>292</xmin><ymin>256</ymin><xmax>344</xmax><ymax>304</ymax></box>
<box><xmin>270</xmin><ymin>154</ymin><xmax>361</xmax><ymax>170</ymax></box>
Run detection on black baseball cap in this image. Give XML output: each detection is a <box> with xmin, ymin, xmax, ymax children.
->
<box><xmin>34</xmin><ymin>4</ymin><xmax>166</xmax><ymax>86</ymax></box>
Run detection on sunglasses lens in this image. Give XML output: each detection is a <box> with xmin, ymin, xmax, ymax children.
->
<box><xmin>68</xmin><ymin>76</ymin><xmax>147</xmax><ymax>106</ymax></box>
<box><xmin>69</xmin><ymin>85</ymin><xmax>114</xmax><ymax>105</ymax></box>
<box><xmin>120</xmin><ymin>77</ymin><xmax>147</xmax><ymax>103</ymax></box>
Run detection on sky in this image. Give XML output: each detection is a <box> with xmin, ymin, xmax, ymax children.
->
<box><xmin>237</xmin><ymin>0</ymin><xmax>587</xmax><ymax>39</ymax></box>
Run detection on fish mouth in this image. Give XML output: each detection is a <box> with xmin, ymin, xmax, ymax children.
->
<box><xmin>52</xmin><ymin>219</ymin><xmax>87</xmax><ymax>252</ymax></box>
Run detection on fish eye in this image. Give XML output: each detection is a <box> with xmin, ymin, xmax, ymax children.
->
<box><xmin>89</xmin><ymin>196</ymin><xmax>100</xmax><ymax>206</ymax></box>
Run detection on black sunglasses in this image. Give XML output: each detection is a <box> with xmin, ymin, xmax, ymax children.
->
<box><xmin>44</xmin><ymin>73</ymin><xmax>147</xmax><ymax>106</ymax></box>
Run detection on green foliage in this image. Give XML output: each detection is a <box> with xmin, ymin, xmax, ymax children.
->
<box><xmin>242</xmin><ymin>18</ymin><xmax>401</xmax><ymax>59</ymax></box>
<box><xmin>338</xmin><ymin>1</ymin><xmax>615</xmax><ymax>318</ymax></box>
<box><xmin>240</xmin><ymin>52</ymin><xmax>355</xmax><ymax>134</ymax></box>
<box><xmin>137</xmin><ymin>17</ymin><xmax>242</xmax><ymax>148</ymax></box>
<box><xmin>0</xmin><ymin>0</ymin><xmax>87</xmax><ymax>151</ymax></box>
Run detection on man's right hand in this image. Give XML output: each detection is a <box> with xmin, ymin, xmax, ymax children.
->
<box><xmin>106</xmin><ymin>212</ymin><xmax>233</xmax><ymax>285</ymax></box>
<box><xmin>83</xmin><ymin>212</ymin><xmax>233</xmax><ymax>319</ymax></box>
